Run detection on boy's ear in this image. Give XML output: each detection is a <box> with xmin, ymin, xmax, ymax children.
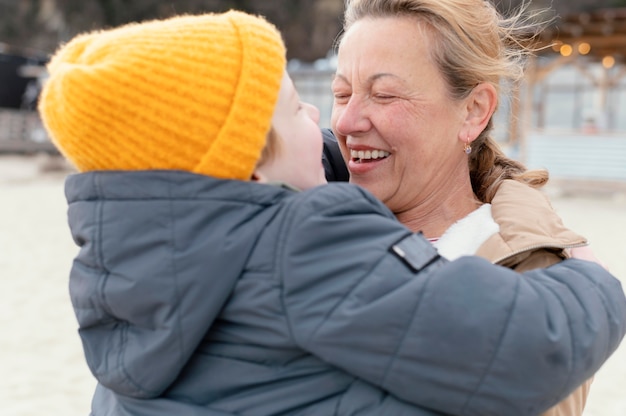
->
<box><xmin>463</xmin><ymin>82</ymin><xmax>497</xmax><ymax>139</ymax></box>
<box><xmin>251</xmin><ymin>168</ymin><xmax>267</xmax><ymax>183</ymax></box>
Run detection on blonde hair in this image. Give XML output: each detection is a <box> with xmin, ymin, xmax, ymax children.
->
<box><xmin>342</xmin><ymin>0</ymin><xmax>550</xmax><ymax>202</ymax></box>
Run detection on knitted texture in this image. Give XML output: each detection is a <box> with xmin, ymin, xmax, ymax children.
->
<box><xmin>38</xmin><ymin>11</ymin><xmax>286</xmax><ymax>180</ymax></box>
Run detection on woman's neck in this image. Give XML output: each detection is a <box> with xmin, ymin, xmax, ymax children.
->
<box><xmin>395</xmin><ymin>184</ymin><xmax>481</xmax><ymax>239</ymax></box>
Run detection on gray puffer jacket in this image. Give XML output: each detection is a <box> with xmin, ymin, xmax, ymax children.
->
<box><xmin>64</xmin><ymin>171</ymin><xmax>626</xmax><ymax>416</ymax></box>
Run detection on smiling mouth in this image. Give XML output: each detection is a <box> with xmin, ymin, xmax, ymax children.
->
<box><xmin>350</xmin><ymin>149</ymin><xmax>390</xmax><ymax>163</ymax></box>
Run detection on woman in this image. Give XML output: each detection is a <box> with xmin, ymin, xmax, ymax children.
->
<box><xmin>328</xmin><ymin>0</ymin><xmax>599</xmax><ymax>415</ymax></box>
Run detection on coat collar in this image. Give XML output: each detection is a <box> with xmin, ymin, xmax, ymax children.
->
<box><xmin>476</xmin><ymin>180</ymin><xmax>587</xmax><ymax>265</ymax></box>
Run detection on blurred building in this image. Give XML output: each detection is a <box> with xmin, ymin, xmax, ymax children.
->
<box><xmin>507</xmin><ymin>8</ymin><xmax>626</xmax><ymax>190</ymax></box>
<box><xmin>0</xmin><ymin>44</ymin><xmax>51</xmax><ymax>153</ymax></box>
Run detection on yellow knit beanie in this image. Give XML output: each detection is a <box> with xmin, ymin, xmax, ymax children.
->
<box><xmin>38</xmin><ymin>10</ymin><xmax>286</xmax><ymax>180</ymax></box>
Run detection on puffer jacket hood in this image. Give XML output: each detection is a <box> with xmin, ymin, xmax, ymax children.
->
<box><xmin>66</xmin><ymin>170</ymin><xmax>293</xmax><ymax>397</ymax></box>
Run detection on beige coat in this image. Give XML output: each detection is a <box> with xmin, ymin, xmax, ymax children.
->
<box><xmin>477</xmin><ymin>180</ymin><xmax>592</xmax><ymax>416</ymax></box>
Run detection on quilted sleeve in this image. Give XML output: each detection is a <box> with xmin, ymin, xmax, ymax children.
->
<box><xmin>280</xmin><ymin>184</ymin><xmax>626</xmax><ymax>416</ymax></box>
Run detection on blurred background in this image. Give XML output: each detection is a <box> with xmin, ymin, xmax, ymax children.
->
<box><xmin>0</xmin><ymin>1</ymin><xmax>625</xmax><ymax>416</ymax></box>
<box><xmin>2</xmin><ymin>0</ymin><xmax>626</xmax><ymax>188</ymax></box>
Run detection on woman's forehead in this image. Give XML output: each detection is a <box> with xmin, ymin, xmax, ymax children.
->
<box><xmin>336</xmin><ymin>18</ymin><xmax>439</xmax><ymax>81</ymax></box>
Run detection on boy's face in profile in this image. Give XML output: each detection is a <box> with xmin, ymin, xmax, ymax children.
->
<box><xmin>254</xmin><ymin>71</ymin><xmax>327</xmax><ymax>190</ymax></box>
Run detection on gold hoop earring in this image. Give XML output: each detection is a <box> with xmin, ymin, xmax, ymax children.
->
<box><xmin>464</xmin><ymin>136</ymin><xmax>472</xmax><ymax>155</ymax></box>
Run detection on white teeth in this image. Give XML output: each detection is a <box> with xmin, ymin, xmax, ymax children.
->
<box><xmin>350</xmin><ymin>149</ymin><xmax>390</xmax><ymax>160</ymax></box>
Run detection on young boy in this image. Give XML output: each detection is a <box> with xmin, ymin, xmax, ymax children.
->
<box><xmin>38</xmin><ymin>11</ymin><xmax>625</xmax><ymax>416</ymax></box>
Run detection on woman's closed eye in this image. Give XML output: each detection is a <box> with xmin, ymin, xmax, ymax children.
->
<box><xmin>374</xmin><ymin>94</ymin><xmax>395</xmax><ymax>100</ymax></box>
<box><xmin>333</xmin><ymin>92</ymin><xmax>351</xmax><ymax>104</ymax></box>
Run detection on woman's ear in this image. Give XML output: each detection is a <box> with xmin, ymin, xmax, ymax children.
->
<box><xmin>463</xmin><ymin>82</ymin><xmax>497</xmax><ymax>141</ymax></box>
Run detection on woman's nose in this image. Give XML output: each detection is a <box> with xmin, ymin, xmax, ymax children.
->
<box><xmin>332</xmin><ymin>96</ymin><xmax>370</xmax><ymax>136</ymax></box>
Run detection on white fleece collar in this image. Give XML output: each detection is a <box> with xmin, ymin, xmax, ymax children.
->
<box><xmin>432</xmin><ymin>204</ymin><xmax>499</xmax><ymax>261</ymax></box>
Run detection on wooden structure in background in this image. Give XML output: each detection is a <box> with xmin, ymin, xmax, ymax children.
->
<box><xmin>527</xmin><ymin>8</ymin><xmax>626</xmax><ymax>123</ymax></box>
<box><xmin>509</xmin><ymin>8</ymin><xmax>626</xmax><ymax>153</ymax></box>
<box><xmin>545</xmin><ymin>8</ymin><xmax>626</xmax><ymax>61</ymax></box>
<box><xmin>502</xmin><ymin>8</ymin><xmax>626</xmax><ymax>188</ymax></box>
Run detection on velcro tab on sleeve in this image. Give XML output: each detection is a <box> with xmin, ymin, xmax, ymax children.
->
<box><xmin>390</xmin><ymin>233</ymin><xmax>440</xmax><ymax>272</ymax></box>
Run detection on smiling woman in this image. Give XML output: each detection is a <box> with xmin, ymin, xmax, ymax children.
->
<box><xmin>330</xmin><ymin>0</ymin><xmax>550</xmax><ymax>233</ymax></box>
<box><xmin>331</xmin><ymin>16</ymin><xmax>479</xmax><ymax>226</ymax></box>
<box><xmin>326</xmin><ymin>1</ymin><xmax>608</xmax><ymax>415</ymax></box>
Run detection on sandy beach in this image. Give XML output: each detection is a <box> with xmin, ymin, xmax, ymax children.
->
<box><xmin>1</xmin><ymin>154</ymin><xmax>625</xmax><ymax>416</ymax></box>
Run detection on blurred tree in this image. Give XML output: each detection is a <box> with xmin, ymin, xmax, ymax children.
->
<box><xmin>499</xmin><ymin>0</ymin><xmax>622</xmax><ymax>16</ymax></box>
<box><xmin>0</xmin><ymin>0</ymin><xmax>344</xmax><ymax>62</ymax></box>
<box><xmin>255</xmin><ymin>0</ymin><xmax>343</xmax><ymax>62</ymax></box>
<box><xmin>2</xmin><ymin>0</ymin><xmax>625</xmax><ymax>61</ymax></box>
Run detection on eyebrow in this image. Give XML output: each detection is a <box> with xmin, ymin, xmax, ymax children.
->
<box><xmin>333</xmin><ymin>72</ymin><xmax>403</xmax><ymax>85</ymax></box>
